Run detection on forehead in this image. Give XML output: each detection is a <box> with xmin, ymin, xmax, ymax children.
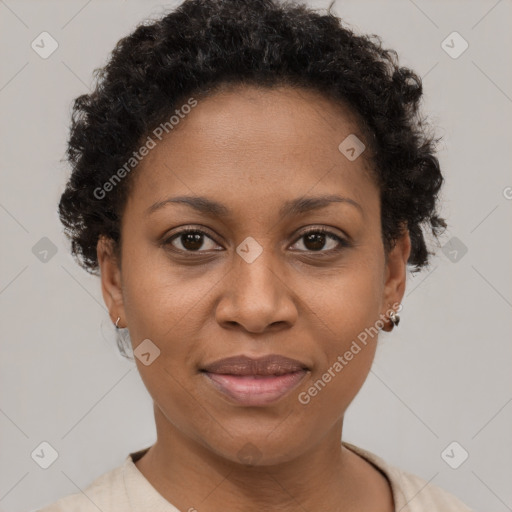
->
<box><xmin>127</xmin><ymin>85</ymin><xmax>377</xmax><ymax>217</ymax></box>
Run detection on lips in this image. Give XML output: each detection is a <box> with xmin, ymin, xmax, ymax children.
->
<box><xmin>201</xmin><ymin>354</ymin><xmax>309</xmax><ymax>406</ymax></box>
<box><xmin>201</xmin><ymin>354</ymin><xmax>308</xmax><ymax>376</ymax></box>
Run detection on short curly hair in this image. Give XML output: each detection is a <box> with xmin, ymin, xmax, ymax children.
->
<box><xmin>59</xmin><ymin>0</ymin><xmax>446</xmax><ymax>275</ymax></box>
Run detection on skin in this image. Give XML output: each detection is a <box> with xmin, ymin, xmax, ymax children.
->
<box><xmin>97</xmin><ymin>85</ymin><xmax>411</xmax><ymax>511</ymax></box>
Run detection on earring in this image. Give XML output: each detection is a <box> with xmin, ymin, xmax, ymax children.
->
<box><xmin>389</xmin><ymin>310</ymin><xmax>400</xmax><ymax>327</ymax></box>
<box><xmin>115</xmin><ymin>317</ymin><xmax>121</xmax><ymax>329</ymax></box>
<box><xmin>381</xmin><ymin>308</ymin><xmax>400</xmax><ymax>332</ymax></box>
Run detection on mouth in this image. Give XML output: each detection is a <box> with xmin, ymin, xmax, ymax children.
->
<box><xmin>200</xmin><ymin>354</ymin><xmax>309</xmax><ymax>406</ymax></box>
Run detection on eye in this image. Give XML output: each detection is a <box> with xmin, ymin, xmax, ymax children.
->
<box><xmin>290</xmin><ymin>227</ymin><xmax>349</xmax><ymax>253</ymax></box>
<box><xmin>163</xmin><ymin>226</ymin><xmax>349</xmax><ymax>255</ymax></box>
<box><xmin>164</xmin><ymin>228</ymin><xmax>222</xmax><ymax>252</ymax></box>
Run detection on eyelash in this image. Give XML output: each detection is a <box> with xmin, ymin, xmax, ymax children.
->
<box><xmin>162</xmin><ymin>226</ymin><xmax>350</xmax><ymax>255</ymax></box>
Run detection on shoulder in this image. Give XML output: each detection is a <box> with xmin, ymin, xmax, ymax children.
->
<box><xmin>343</xmin><ymin>442</ymin><xmax>474</xmax><ymax>512</ymax></box>
<box><xmin>390</xmin><ymin>467</ymin><xmax>473</xmax><ymax>511</ymax></box>
<box><xmin>36</xmin><ymin>460</ymin><xmax>129</xmax><ymax>512</ymax></box>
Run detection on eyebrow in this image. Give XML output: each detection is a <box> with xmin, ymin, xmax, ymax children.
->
<box><xmin>145</xmin><ymin>194</ymin><xmax>363</xmax><ymax>218</ymax></box>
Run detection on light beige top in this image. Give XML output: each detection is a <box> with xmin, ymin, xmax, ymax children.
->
<box><xmin>37</xmin><ymin>443</ymin><xmax>473</xmax><ymax>511</ymax></box>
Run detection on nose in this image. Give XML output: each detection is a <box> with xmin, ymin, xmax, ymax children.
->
<box><xmin>215</xmin><ymin>248</ymin><xmax>298</xmax><ymax>334</ymax></box>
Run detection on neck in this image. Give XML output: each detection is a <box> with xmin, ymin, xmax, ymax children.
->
<box><xmin>134</xmin><ymin>404</ymin><xmax>393</xmax><ymax>512</ymax></box>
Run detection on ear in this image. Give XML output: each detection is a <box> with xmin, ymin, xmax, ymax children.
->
<box><xmin>97</xmin><ymin>236</ymin><xmax>126</xmax><ymax>328</ymax></box>
<box><xmin>380</xmin><ymin>227</ymin><xmax>411</xmax><ymax>318</ymax></box>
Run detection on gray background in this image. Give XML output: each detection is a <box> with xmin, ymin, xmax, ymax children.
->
<box><xmin>1</xmin><ymin>0</ymin><xmax>511</xmax><ymax>510</ymax></box>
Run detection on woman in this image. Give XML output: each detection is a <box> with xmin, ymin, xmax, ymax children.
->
<box><xmin>40</xmin><ymin>0</ymin><xmax>472</xmax><ymax>510</ymax></box>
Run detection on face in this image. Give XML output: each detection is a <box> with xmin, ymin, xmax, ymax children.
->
<box><xmin>98</xmin><ymin>85</ymin><xmax>410</xmax><ymax>465</ymax></box>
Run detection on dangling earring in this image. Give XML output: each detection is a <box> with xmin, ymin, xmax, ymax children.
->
<box><xmin>115</xmin><ymin>317</ymin><xmax>121</xmax><ymax>329</ymax></box>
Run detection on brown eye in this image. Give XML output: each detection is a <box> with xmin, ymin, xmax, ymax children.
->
<box><xmin>179</xmin><ymin>232</ymin><xmax>204</xmax><ymax>251</ymax></box>
<box><xmin>303</xmin><ymin>232</ymin><xmax>328</xmax><ymax>251</ymax></box>
<box><xmin>165</xmin><ymin>229</ymin><xmax>221</xmax><ymax>252</ymax></box>
<box><xmin>290</xmin><ymin>228</ymin><xmax>348</xmax><ymax>253</ymax></box>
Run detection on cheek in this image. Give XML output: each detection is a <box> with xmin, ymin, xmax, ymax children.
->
<box><xmin>121</xmin><ymin>245</ymin><xmax>219</xmax><ymax>342</ymax></box>
<box><xmin>120</xmin><ymin>249</ymin><xmax>220</xmax><ymax>407</ymax></box>
<box><xmin>306</xmin><ymin>258</ymin><xmax>384</xmax><ymax>344</ymax></box>
<box><xmin>299</xmin><ymin>262</ymin><xmax>384</xmax><ymax>407</ymax></box>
